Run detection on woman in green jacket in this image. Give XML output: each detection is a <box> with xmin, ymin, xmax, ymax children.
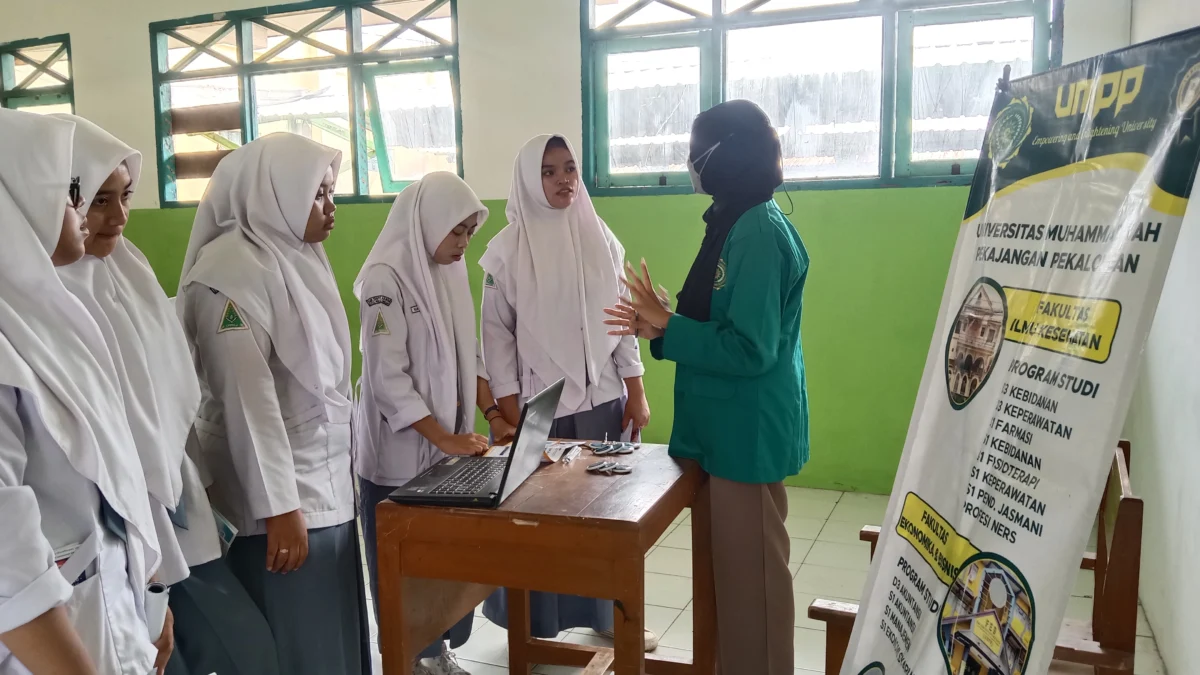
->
<box><xmin>606</xmin><ymin>100</ymin><xmax>809</xmax><ymax>675</ymax></box>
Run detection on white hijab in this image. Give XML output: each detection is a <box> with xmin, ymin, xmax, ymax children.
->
<box><xmin>178</xmin><ymin>133</ymin><xmax>351</xmax><ymax>417</ymax></box>
<box><xmin>55</xmin><ymin>114</ymin><xmax>200</xmax><ymax>511</ymax></box>
<box><xmin>479</xmin><ymin>135</ymin><xmax>622</xmax><ymax>411</ymax></box>
<box><xmin>355</xmin><ymin>172</ymin><xmax>489</xmax><ymax>434</ymax></box>
<box><xmin>0</xmin><ymin>109</ymin><xmax>158</xmax><ymax>575</ymax></box>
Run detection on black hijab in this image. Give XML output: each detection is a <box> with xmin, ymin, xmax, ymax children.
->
<box><xmin>675</xmin><ymin>100</ymin><xmax>784</xmax><ymax>322</ymax></box>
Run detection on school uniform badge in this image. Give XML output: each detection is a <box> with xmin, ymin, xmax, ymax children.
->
<box><xmin>217</xmin><ymin>299</ymin><xmax>248</xmax><ymax>332</ymax></box>
<box><xmin>372</xmin><ymin>309</ymin><xmax>390</xmax><ymax>336</ymax></box>
<box><xmin>485</xmin><ymin>273</ymin><xmax>496</xmax><ymax>289</ymax></box>
<box><xmin>713</xmin><ymin>258</ymin><xmax>727</xmax><ymax>290</ymax></box>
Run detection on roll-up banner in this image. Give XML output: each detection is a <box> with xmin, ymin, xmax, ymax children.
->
<box><xmin>842</xmin><ymin>26</ymin><xmax>1200</xmax><ymax>675</ymax></box>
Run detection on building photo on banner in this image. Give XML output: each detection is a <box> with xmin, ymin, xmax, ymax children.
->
<box><xmin>2</xmin><ymin>0</ymin><xmax>1200</xmax><ymax>674</ymax></box>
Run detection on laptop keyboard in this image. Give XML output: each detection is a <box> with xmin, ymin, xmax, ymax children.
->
<box><xmin>429</xmin><ymin>459</ymin><xmax>504</xmax><ymax>496</ymax></box>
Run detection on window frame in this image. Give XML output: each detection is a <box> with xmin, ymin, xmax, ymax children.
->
<box><xmin>149</xmin><ymin>0</ymin><xmax>462</xmax><ymax>207</ymax></box>
<box><xmin>581</xmin><ymin>0</ymin><xmax>1057</xmax><ymax>196</ymax></box>
<box><xmin>0</xmin><ymin>34</ymin><xmax>75</xmax><ymax>113</ymax></box>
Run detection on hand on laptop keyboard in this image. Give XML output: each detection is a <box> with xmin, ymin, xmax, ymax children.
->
<box><xmin>435</xmin><ymin>432</ymin><xmax>490</xmax><ymax>456</ymax></box>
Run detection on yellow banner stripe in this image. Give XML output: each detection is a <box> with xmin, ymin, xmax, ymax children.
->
<box><xmin>896</xmin><ymin>493</ymin><xmax>980</xmax><ymax>586</ymax></box>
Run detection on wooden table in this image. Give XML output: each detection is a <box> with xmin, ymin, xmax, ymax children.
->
<box><xmin>375</xmin><ymin>443</ymin><xmax>715</xmax><ymax>675</ymax></box>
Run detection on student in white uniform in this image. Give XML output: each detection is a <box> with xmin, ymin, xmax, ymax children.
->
<box><xmin>177</xmin><ymin>133</ymin><xmax>368</xmax><ymax>675</ymax></box>
<box><xmin>355</xmin><ymin>172</ymin><xmax>516</xmax><ymax>675</ymax></box>
<box><xmin>52</xmin><ymin>114</ymin><xmax>280</xmax><ymax>675</ymax></box>
<box><xmin>0</xmin><ymin>108</ymin><xmax>162</xmax><ymax>674</ymax></box>
<box><xmin>478</xmin><ymin>134</ymin><xmax>656</xmax><ymax>649</ymax></box>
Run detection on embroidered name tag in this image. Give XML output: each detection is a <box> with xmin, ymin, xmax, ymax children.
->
<box><xmin>411</xmin><ymin>305</ymin><xmax>421</xmax><ymax>314</ymax></box>
<box><xmin>366</xmin><ymin>295</ymin><xmax>392</xmax><ymax>307</ymax></box>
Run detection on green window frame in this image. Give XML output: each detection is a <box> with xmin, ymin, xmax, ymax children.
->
<box><xmin>0</xmin><ymin>35</ymin><xmax>75</xmax><ymax>114</ymax></box>
<box><xmin>582</xmin><ymin>0</ymin><xmax>1058</xmax><ymax>195</ymax></box>
<box><xmin>150</xmin><ymin>0</ymin><xmax>462</xmax><ymax>206</ymax></box>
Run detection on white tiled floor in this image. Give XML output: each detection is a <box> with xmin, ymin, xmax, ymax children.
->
<box><xmin>366</xmin><ymin>487</ymin><xmax>1169</xmax><ymax>674</ymax></box>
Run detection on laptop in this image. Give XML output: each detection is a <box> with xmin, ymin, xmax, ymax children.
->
<box><xmin>388</xmin><ymin>378</ymin><xmax>564</xmax><ymax>508</ymax></box>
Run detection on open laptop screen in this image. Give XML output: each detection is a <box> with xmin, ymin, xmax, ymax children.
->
<box><xmin>498</xmin><ymin>378</ymin><xmax>563</xmax><ymax>504</ymax></box>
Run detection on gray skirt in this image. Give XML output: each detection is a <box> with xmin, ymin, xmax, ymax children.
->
<box><xmin>166</xmin><ymin>559</ymin><xmax>281</xmax><ymax>675</ymax></box>
<box><xmin>483</xmin><ymin>397</ymin><xmax>624</xmax><ymax>637</ymax></box>
<box><xmin>227</xmin><ymin>521</ymin><xmax>371</xmax><ymax>675</ymax></box>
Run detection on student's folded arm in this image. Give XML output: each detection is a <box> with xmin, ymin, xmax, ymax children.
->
<box><xmin>359</xmin><ymin>282</ymin><xmax>432</xmax><ymax>432</ymax></box>
<box><xmin>0</xmin><ymin>389</ymin><xmax>73</xmax><ymax>638</ymax></box>
<box><xmin>480</xmin><ymin>276</ymin><xmax>520</xmax><ymax>400</ymax></box>
<box><xmin>193</xmin><ymin>291</ymin><xmax>300</xmax><ymax>521</ymax></box>
<box><xmin>661</xmin><ymin>232</ymin><xmax>783</xmax><ymax>378</ymax></box>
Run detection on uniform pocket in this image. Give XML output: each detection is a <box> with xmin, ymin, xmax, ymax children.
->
<box><xmin>64</xmin><ymin>574</ymin><xmax>122</xmax><ymax>674</ymax></box>
<box><xmin>685</xmin><ymin>373</ymin><xmax>736</xmax><ymax>400</ymax></box>
<box><xmin>283</xmin><ymin>404</ymin><xmax>326</xmax><ymax>435</ymax></box>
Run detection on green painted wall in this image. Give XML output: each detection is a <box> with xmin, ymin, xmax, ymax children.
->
<box><xmin>126</xmin><ymin>187</ymin><xmax>967</xmax><ymax>494</ymax></box>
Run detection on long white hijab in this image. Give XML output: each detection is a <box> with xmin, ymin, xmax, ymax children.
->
<box><xmin>178</xmin><ymin>133</ymin><xmax>351</xmax><ymax>416</ymax></box>
<box><xmin>355</xmin><ymin>172</ymin><xmax>489</xmax><ymax>434</ymax></box>
<box><xmin>55</xmin><ymin>114</ymin><xmax>200</xmax><ymax>511</ymax></box>
<box><xmin>0</xmin><ymin>108</ymin><xmax>158</xmax><ymax>575</ymax></box>
<box><xmin>478</xmin><ymin>135</ymin><xmax>622</xmax><ymax>411</ymax></box>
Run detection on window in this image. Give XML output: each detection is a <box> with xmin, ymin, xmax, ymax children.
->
<box><xmin>150</xmin><ymin>0</ymin><xmax>461</xmax><ymax>204</ymax></box>
<box><xmin>0</xmin><ymin>35</ymin><xmax>74</xmax><ymax>114</ymax></box>
<box><xmin>583</xmin><ymin>0</ymin><xmax>1054</xmax><ymax>193</ymax></box>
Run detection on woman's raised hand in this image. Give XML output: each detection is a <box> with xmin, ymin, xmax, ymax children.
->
<box><xmin>604</xmin><ymin>259</ymin><xmax>673</xmax><ymax>339</ymax></box>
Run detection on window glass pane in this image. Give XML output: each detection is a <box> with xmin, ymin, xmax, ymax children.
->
<box><xmin>369</xmin><ymin>69</ymin><xmax>457</xmax><ymax>188</ymax></box>
<box><xmin>14</xmin><ymin>102</ymin><xmax>73</xmax><ymax>115</ymax></box>
<box><xmin>606</xmin><ymin>46</ymin><xmax>700</xmax><ymax>175</ymax></box>
<box><xmin>165</xmin><ymin>22</ymin><xmax>237</xmax><ymax>73</ymax></box>
<box><xmin>594</xmin><ymin>0</ymin><xmax>709</xmax><ymax>28</ymax></box>
<box><xmin>362</xmin><ymin>1</ymin><xmax>454</xmax><ymax>52</ymax></box>
<box><xmin>727</xmin><ymin>17</ymin><xmax>882</xmax><ymax>179</ymax></box>
<box><xmin>168</xmin><ymin>77</ymin><xmax>242</xmax><ymax>202</ymax></box>
<box><xmin>254</xmin><ymin>68</ymin><xmax>355</xmax><ymax>194</ymax></box>
<box><xmin>911</xmin><ymin>16</ymin><xmax>1034</xmax><ymax>163</ymax></box>
<box><xmin>11</xmin><ymin>43</ymin><xmax>68</xmax><ymax>89</ymax></box>
<box><xmin>252</xmin><ymin>9</ymin><xmax>348</xmax><ymax>63</ymax></box>
<box><xmin>725</xmin><ymin>0</ymin><xmax>857</xmax><ymax>12</ymax></box>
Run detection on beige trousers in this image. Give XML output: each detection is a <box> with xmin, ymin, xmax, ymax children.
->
<box><xmin>705</xmin><ymin>475</ymin><xmax>794</xmax><ymax>675</ymax></box>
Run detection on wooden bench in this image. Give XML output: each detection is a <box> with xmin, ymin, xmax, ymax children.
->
<box><xmin>809</xmin><ymin>441</ymin><xmax>1142</xmax><ymax>674</ymax></box>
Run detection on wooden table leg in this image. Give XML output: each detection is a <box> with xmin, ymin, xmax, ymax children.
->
<box><xmin>691</xmin><ymin>479</ymin><xmax>717</xmax><ymax>675</ymax></box>
<box><xmin>507</xmin><ymin>589</ymin><xmax>534</xmax><ymax>675</ymax></box>
<box><xmin>377</xmin><ymin>535</ymin><xmax>413</xmax><ymax>674</ymax></box>
<box><xmin>613</xmin><ymin>559</ymin><xmax>646</xmax><ymax>675</ymax></box>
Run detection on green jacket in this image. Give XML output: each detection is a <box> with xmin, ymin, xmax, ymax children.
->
<box><xmin>651</xmin><ymin>200</ymin><xmax>809</xmax><ymax>484</ymax></box>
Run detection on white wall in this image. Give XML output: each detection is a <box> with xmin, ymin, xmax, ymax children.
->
<box><xmin>1132</xmin><ymin>0</ymin><xmax>1200</xmax><ymax>44</ymax></box>
<box><xmin>1062</xmin><ymin>0</ymin><xmax>1131</xmax><ymax>64</ymax></box>
<box><xmin>458</xmin><ymin>0</ymin><xmax>582</xmax><ymax>201</ymax></box>
<box><xmin>1124</xmin><ymin>6</ymin><xmax>1200</xmax><ymax>675</ymax></box>
<box><xmin>0</xmin><ymin>0</ymin><xmax>581</xmax><ymax>205</ymax></box>
<box><xmin>0</xmin><ymin>0</ymin><xmax>1126</xmax><ymax>206</ymax></box>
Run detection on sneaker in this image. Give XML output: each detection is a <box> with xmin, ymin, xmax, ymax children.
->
<box><xmin>416</xmin><ymin>645</ymin><xmax>472</xmax><ymax>675</ymax></box>
<box><xmin>598</xmin><ymin>627</ymin><xmax>660</xmax><ymax>652</ymax></box>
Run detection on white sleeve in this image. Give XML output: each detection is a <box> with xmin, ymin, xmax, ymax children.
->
<box><xmin>360</xmin><ymin>273</ymin><xmax>432</xmax><ymax>432</ymax></box>
<box><xmin>476</xmin><ymin>340</ymin><xmax>488</xmax><ymax>381</ymax></box>
<box><xmin>480</xmin><ymin>269</ymin><xmax>520</xmax><ymax>399</ymax></box>
<box><xmin>151</xmin><ymin>500</ymin><xmax>189</xmax><ymax>586</ymax></box>
<box><xmin>190</xmin><ymin>288</ymin><xmax>300</xmax><ymax>521</ymax></box>
<box><xmin>0</xmin><ymin>387</ymin><xmax>73</xmax><ymax>634</ymax></box>
<box><xmin>603</xmin><ymin>226</ymin><xmax>644</xmax><ymax>378</ymax></box>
